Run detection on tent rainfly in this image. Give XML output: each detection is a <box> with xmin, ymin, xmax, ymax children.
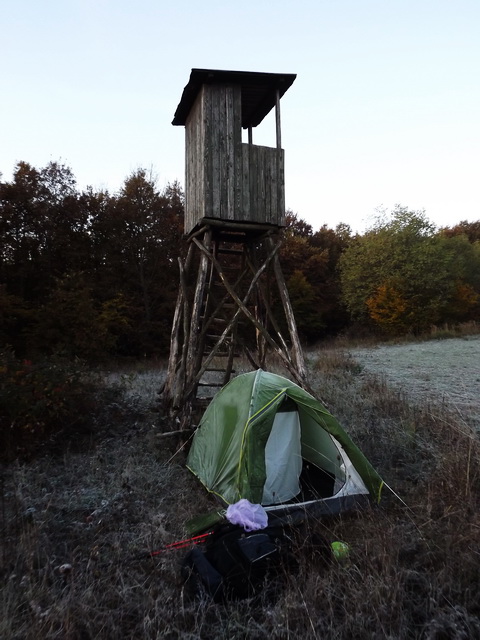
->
<box><xmin>187</xmin><ymin>370</ymin><xmax>383</xmax><ymax>528</ymax></box>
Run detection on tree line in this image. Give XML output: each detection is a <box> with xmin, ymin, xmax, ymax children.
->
<box><xmin>282</xmin><ymin>208</ymin><xmax>480</xmax><ymax>339</ymax></box>
<box><xmin>1</xmin><ymin>160</ymin><xmax>479</xmax><ymax>361</ymax></box>
<box><xmin>1</xmin><ymin>161</ymin><xmax>183</xmax><ymax>360</ymax></box>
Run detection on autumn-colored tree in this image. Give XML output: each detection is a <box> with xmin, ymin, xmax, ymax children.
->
<box><xmin>365</xmin><ymin>282</ymin><xmax>409</xmax><ymax>333</ymax></box>
<box><xmin>30</xmin><ymin>273</ymin><xmax>105</xmax><ymax>359</ymax></box>
<box><xmin>445</xmin><ymin>282</ymin><xmax>480</xmax><ymax>322</ymax></box>
<box><xmin>27</xmin><ymin>271</ymin><xmax>132</xmax><ymax>360</ymax></box>
<box><xmin>108</xmin><ymin>171</ymin><xmax>183</xmax><ymax>355</ymax></box>
<box><xmin>279</xmin><ymin>217</ymin><xmax>352</xmax><ymax>339</ymax></box>
<box><xmin>85</xmin><ymin>170</ymin><xmax>184</xmax><ymax>355</ymax></box>
<box><xmin>340</xmin><ymin>206</ymin><xmax>480</xmax><ymax>334</ymax></box>
<box><xmin>0</xmin><ymin>162</ymin><xmax>47</xmax><ymax>301</ymax></box>
<box><xmin>286</xmin><ymin>270</ymin><xmax>325</xmax><ymax>340</ymax></box>
<box><xmin>309</xmin><ymin>223</ymin><xmax>352</xmax><ymax>333</ymax></box>
<box><xmin>0</xmin><ymin>285</ymin><xmax>31</xmax><ymax>355</ymax></box>
<box><xmin>440</xmin><ymin>220</ymin><xmax>480</xmax><ymax>244</ymax></box>
<box><xmin>284</xmin><ymin>210</ymin><xmax>313</xmax><ymax>238</ymax></box>
<box><xmin>0</xmin><ymin>161</ymin><xmax>88</xmax><ymax>302</ymax></box>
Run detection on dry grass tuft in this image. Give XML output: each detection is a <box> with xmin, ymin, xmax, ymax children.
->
<box><xmin>2</xmin><ymin>342</ymin><xmax>480</xmax><ymax>638</ymax></box>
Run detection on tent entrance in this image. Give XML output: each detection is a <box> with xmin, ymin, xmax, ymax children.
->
<box><xmin>261</xmin><ymin>405</ymin><xmax>347</xmax><ymax>506</ymax></box>
<box><xmin>299</xmin><ymin>462</ymin><xmax>337</xmax><ymax>500</ymax></box>
<box><xmin>262</xmin><ymin>410</ymin><xmax>302</xmax><ymax>505</ymax></box>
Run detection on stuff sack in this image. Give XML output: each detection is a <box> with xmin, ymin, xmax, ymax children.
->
<box><xmin>181</xmin><ymin>525</ymin><xmax>291</xmax><ymax>601</ymax></box>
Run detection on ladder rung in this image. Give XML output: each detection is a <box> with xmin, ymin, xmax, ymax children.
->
<box><xmin>214</xmin><ymin>265</ymin><xmax>241</xmax><ymax>272</ymax></box>
<box><xmin>200</xmin><ymin>316</ymin><xmax>227</xmax><ymax>324</ymax></box>
<box><xmin>203</xmin><ymin>351</ymin><xmax>240</xmax><ymax>357</ymax></box>
<box><xmin>194</xmin><ymin>398</ymin><xmax>213</xmax><ymax>407</ymax></box>
<box><xmin>217</xmin><ymin>248</ymin><xmax>244</xmax><ymax>255</ymax></box>
<box><xmin>217</xmin><ymin>233</ymin><xmax>247</xmax><ymax>242</ymax></box>
<box><xmin>198</xmin><ymin>381</ymin><xmax>224</xmax><ymax>387</ymax></box>
<box><xmin>211</xmin><ymin>317</ymin><xmax>227</xmax><ymax>323</ymax></box>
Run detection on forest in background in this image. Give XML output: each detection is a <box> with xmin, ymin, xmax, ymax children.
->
<box><xmin>1</xmin><ymin>160</ymin><xmax>480</xmax><ymax>363</ymax></box>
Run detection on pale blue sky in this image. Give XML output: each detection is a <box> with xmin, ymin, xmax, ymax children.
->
<box><xmin>2</xmin><ymin>0</ymin><xmax>479</xmax><ymax>232</ymax></box>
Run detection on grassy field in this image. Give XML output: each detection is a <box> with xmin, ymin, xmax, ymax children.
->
<box><xmin>345</xmin><ymin>335</ymin><xmax>480</xmax><ymax>431</ymax></box>
<box><xmin>2</xmin><ymin>339</ymin><xmax>480</xmax><ymax>639</ymax></box>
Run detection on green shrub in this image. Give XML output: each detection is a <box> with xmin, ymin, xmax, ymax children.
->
<box><xmin>0</xmin><ymin>349</ymin><xmax>102</xmax><ymax>461</ymax></box>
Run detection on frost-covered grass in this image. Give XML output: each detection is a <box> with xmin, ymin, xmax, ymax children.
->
<box><xmin>101</xmin><ymin>363</ymin><xmax>167</xmax><ymax>412</ymax></box>
<box><xmin>2</xmin><ymin>342</ymin><xmax>480</xmax><ymax>639</ymax></box>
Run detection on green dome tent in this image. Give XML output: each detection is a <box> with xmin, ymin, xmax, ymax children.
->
<box><xmin>187</xmin><ymin>370</ymin><xmax>383</xmax><ymax>528</ymax></box>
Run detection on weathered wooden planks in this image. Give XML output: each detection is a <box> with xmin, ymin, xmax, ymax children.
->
<box><xmin>184</xmin><ymin>84</ymin><xmax>285</xmax><ymax>234</ymax></box>
<box><xmin>241</xmin><ymin>144</ymin><xmax>284</xmax><ymax>227</ymax></box>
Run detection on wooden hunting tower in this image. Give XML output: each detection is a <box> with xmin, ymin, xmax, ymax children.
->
<box><xmin>161</xmin><ymin>68</ymin><xmax>310</xmax><ymax>424</ymax></box>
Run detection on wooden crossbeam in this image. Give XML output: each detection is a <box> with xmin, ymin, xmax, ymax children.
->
<box><xmin>189</xmin><ymin>235</ymin><xmax>308</xmax><ymax>391</ymax></box>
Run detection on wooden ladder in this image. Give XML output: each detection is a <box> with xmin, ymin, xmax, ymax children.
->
<box><xmin>192</xmin><ymin>230</ymin><xmax>245</xmax><ymax>407</ymax></box>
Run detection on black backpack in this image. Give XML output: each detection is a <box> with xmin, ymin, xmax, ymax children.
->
<box><xmin>181</xmin><ymin>524</ymin><xmax>293</xmax><ymax>601</ymax></box>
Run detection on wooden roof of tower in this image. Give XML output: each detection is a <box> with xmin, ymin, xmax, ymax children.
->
<box><xmin>172</xmin><ymin>68</ymin><xmax>296</xmax><ymax>127</ymax></box>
